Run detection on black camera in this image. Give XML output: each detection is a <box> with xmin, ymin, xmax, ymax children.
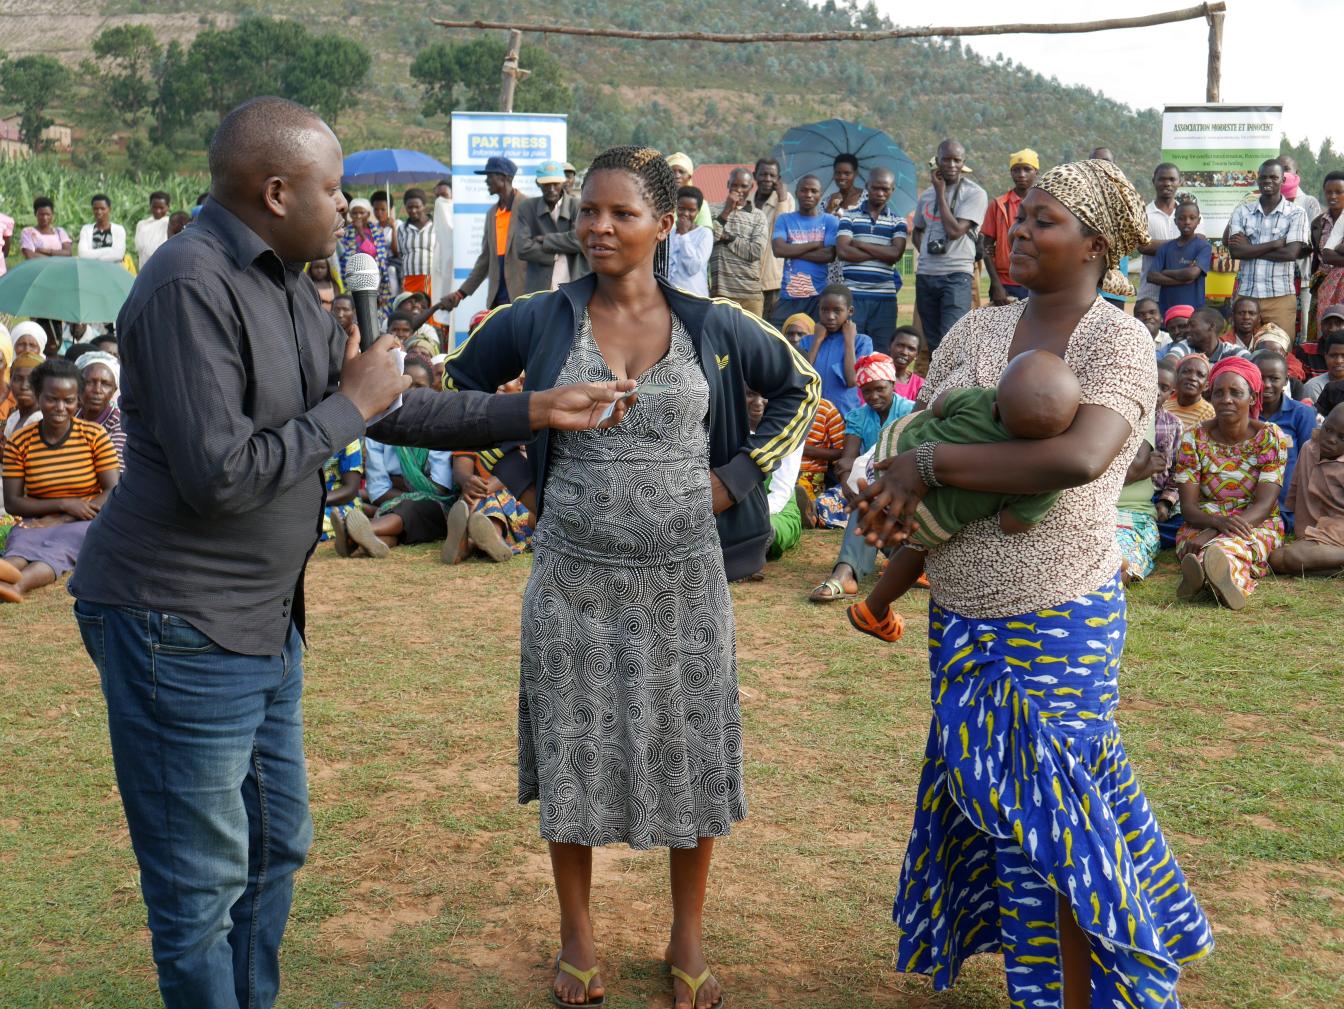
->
<box><xmin>926</xmin><ymin>237</ymin><xmax>948</xmax><ymax>255</ymax></box>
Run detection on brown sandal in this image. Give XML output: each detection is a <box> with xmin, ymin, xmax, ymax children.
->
<box><xmin>847</xmin><ymin>600</ymin><xmax>905</xmax><ymax>642</ymax></box>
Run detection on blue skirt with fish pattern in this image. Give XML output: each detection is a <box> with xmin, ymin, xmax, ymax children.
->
<box><xmin>892</xmin><ymin>574</ymin><xmax>1213</xmax><ymax>1008</ymax></box>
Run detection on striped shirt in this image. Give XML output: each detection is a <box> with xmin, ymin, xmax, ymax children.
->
<box><xmin>396</xmin><ymin>219</ymin><xmax>435</xmax><ymax>277</ymax></box>
<box><xmin>3</xmin><ymin>418</ymin><xmax>118</xmax><ymax>499</ymax></box>
<box><xmin>78</xmin><ymin>405</ymin><xmax>127</xmax><ymax>469</ymax></box>
<box><xmin>1228</xmin><ymin>196</ymin><xmax>1309</xmax><ymax>299</ymax></box>
<box><xmin>709</xmin><ymin>203</ymin><xmax>767</xmax><ymax>299</ymax></box>
<box><xmin>802</xmin><ymin>398</ymin><xmax>846</xmax><ymax>474</ymax></box>
<box><xmin>838</xmin><ymin>200</ymin><xmax>908</xmax><ymax>297</ymax></box>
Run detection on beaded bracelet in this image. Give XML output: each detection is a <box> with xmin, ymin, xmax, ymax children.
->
<box><xmin>916</xmin><ymin>440</ymin><xmax>942</xmax><ymax>489</ymax></box>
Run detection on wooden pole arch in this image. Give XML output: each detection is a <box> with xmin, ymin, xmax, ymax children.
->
<box><xmin>433</xmin><ymin>3</ymin><xmax>1228</xmax><ymax>118</ymax></box>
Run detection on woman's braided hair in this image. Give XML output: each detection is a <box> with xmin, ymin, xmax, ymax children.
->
<box><xmin>585</xmin><ymin>145</ymin><xmax>678</xmax><ymax>278</ymax></box>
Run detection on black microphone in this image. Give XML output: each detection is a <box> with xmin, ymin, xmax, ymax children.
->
<box><xmin>343</xmin><ymin>252</ymin><xmax>380</xmax><ymax>351</ymax></box>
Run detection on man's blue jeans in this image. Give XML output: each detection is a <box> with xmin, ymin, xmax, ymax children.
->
<box><xmin>771</xmin><ymin>294</ymin><xmax>820</xmax><ymax>328</ymax></box>
<box><xmin>74</xmin><ymin>601</ymin><xmax>311</xmax><ymax>1009</ymax></box>
<box><xmin>836</xmin><ymin>509</ymin><xmax>879</xmax><ymax>580</ymax></box>
<box><xmin>851</xmin><ymin>295</ymin><xmax>898</xmax><ymax>355</ymax></box>
<box><xmin>915</xmin><ymin>272</ymin><xmax>973</xmax><ymax>351</ymax></box>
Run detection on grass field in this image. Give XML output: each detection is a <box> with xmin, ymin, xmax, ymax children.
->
<box><xmin>1</xmin><ymin>533</ymin><xmax>1341</xmax><ymax>1008</ymax></box>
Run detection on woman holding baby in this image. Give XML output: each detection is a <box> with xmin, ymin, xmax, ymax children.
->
<box><xmin>861</xmin><ymin>160</ymin><xmax>1214</xmax><ymax>1008</ymax></box>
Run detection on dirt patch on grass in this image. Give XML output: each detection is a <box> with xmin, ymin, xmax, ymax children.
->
<box><xmin>320</xmin><ymin>880</ymin><xmax>447</xmax><ymax>953</ymax></box>
<box><xmin>1219</xmin><ymin>864</ymin><xmax>1278</xmax><ymax>936</ymax></box>
<box><xmin>1240</xmin><ymin>813</ymin><xmax>1287</xmax><ymax>832</ymax></box>
<box><xmin>400</xmin><ymin>995</ymin><xmax>461</xmax><ymax>1009</ymax></box>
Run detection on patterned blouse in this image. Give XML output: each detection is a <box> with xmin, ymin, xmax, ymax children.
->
<box><xmin>1152</xmin><ymin>407</ymin><xmax>1183</xmax><ymax>506</ymax></box>
<box><xmin>913</xmin><ymin>298</ymin><xmax>1156</xmax><ymax>618</ymax></box>
<box><xmin>337</xmin><ymin>224</ymin><xmax>392</xmax><ymax>318</ymax></box>
<box><xmin>77</xmin><ymin>404</ymin><xmax>126</xmax><ymax>469</ymax></box>
<box><xmin>1173</xmin><ymin>422</ymin><xmax>1289</xmax><ymax>518</ymax></box>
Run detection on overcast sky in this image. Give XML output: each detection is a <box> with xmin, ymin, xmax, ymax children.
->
<box><xmin>871</xmin><ymin>0</ymin><xmax>1334</xmax><ymax>151</ymax></box>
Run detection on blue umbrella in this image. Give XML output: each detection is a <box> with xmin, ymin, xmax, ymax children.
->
<box><xmin>342</xmin><ymin>148</ymin><xmax>451</xmax><ymax>186</ymax></box>
<box><xmin>770</xmin><ymin>119</ymin><xmax>918</xmax><ymax>217</ymax></box>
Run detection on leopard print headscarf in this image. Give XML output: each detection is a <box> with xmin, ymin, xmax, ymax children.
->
<box><xmin>1034</xmin><ymin>159</ymin><xmax>1149</xmax><ymax>298</ymax></box>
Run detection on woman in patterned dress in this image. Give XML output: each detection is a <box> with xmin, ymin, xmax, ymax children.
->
<box><xmin>1173</xmin><ymin>356</ymin><xmax>1289</xmax><ymax>609</ymax></box>
<box><xmin>337</xmin><ymin>198</ymin><xmax>392</xmax><ymax>325</ymax></box>
<box><xmin>858</xmin><ymin>160</ymin><xmax>1214</xmax><ymax>1009</ymax></box>
<box><xmin>443</xmin><ymin>147</ymin><xmax>818</xmax><ymax>1009</ymax></box>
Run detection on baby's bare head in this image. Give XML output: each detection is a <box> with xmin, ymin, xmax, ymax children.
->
<box><xmin>995</xmin><ymin>350</ymin><xmax>1082</xmax><ymax>439</ymax></box>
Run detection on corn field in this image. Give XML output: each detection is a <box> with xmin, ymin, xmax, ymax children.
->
<box><xmin>0</xmin><ymin>157</ymin><xmax>208</xmax><ymax>237</ymax></box>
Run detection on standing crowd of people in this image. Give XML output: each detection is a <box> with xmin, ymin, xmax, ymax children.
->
<box><xmin>2</xmin><ymin>93</ymin><xmax>1342</xmax><ymax>1009</ymax></box>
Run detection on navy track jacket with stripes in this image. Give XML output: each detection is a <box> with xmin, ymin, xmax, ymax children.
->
<box><xmin>444</xmin><ymin>273</ymin><xmax>820</xmax><ymax>580</ymax></box>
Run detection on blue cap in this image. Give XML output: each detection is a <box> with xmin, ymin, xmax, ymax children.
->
<box><xmin>535</xmin><ymin>160</ymin><xmax>567</xmax><ymax>184</ymax></box>
<box><xmin>475</xmin><ymin>156</ymin><xmax>518</xmax><ymax>177</ymax></box>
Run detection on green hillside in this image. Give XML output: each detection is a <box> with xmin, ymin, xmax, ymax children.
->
<box><xmin>5</xmin><ymin>0</ymin><xmax>1341</xmax><ymax>194</ymax></box>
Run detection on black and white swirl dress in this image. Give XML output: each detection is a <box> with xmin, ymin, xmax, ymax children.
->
<box><xmin>518</xmin><ymin>309</ymin><xmax>746</xmax><ymax>849</ymax></box>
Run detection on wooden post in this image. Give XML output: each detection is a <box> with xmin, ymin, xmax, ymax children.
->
<box><xmin>1206</xmin><ymin>9</ymin><xmax>1224</xmax><ymax>102</ymax></box>
<box><xmin>436</xmin><ymin>4</ymin><xmax>1229</xmax><ymax>44</ymax></box>
<box><xmin>500</xmin><ymin>29</ymin><xmax>522</xmax><ymax>113</ymax></box>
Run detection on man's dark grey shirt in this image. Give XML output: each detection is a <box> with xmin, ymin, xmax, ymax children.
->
<box><xmin>70</xmin><ymin>200</ymin><xmax>532</xmax><ymax>654</ymax></box>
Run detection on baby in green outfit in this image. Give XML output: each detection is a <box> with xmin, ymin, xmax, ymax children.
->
<box><xmin>847</xmin><ymin>349</ymin><xmax>1082</xmax><ymax>642</ymax></box>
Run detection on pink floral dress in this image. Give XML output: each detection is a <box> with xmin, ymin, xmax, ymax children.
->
<box><xmin>1174</xmin><ymin>422</ymin><xmax>1289</xmax><ymax>594</ymax></box>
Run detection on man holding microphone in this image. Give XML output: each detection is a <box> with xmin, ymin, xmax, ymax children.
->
<box><xmin>68</xmin><ymin>96</ymin><xmax>632</xmax><ymax>1009</ymax></box>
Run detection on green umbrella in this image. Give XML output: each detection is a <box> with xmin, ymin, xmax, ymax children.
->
<box><xmin>0</xmin><ymin>257</ymin><xmax>135</xmax><ymax>323</ymax></box>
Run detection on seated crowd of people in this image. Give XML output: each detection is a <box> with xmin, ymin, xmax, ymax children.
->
<box><xmin>784</xmin><ymin>151</ymin><xmax>1344</xmax><ymax>626</ymax></box>
<box><xmin>2</xmin><ymin>146</ymin><xmax>1343</xmax><ymax>612</ymax></box>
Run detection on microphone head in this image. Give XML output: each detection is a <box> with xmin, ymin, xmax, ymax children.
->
<box><xmin>343</xmin><ymin>252</ymin><xmax>380</xmax><ymax>293</ymax></box>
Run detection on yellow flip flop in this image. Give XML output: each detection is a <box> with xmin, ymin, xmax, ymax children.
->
<box><xmin>551</xmin><ymin>957</ymin><xmax>604</xmax><ymax>1007</ymax></box>
<box><xmin>669</xmin><ymin>964</ymin><xmax>724</xmax><ymax>1009</ymax></box>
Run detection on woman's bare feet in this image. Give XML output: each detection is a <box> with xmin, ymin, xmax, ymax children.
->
<box><xmin>665</xmin><ymin>935</ymin><xmax>722</xmax><ymax>1009</ymax></box>
<box><xmin>553</xmin><ymin>931</ymin><xmax>603</xmax><ymax>1005</ymax></box>
<box><xmin>0</xmin><ymin>582</ymin><xmax>22</xmax><ymax>604</ymax></box>
<box><xmin>344</xmin><ymin>509</ymin><xmax>390</xmax><ymax>558</ymax></box>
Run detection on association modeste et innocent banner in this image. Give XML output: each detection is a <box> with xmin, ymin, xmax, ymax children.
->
<box><xmin>1161</xmin><ymin>104</ymin><xmax>1283</xmax><ymax>240</ymax></box>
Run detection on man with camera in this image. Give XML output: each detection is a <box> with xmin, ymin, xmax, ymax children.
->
<box><xmin>912</xmin><ymin>139</ymin><xmax>987</xmax><ymax>351</ymax></box>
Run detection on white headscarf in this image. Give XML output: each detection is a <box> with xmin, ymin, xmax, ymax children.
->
<box><xmin>348</xmin><ymin>198</ymin><xmax>374</xmax><ymax>216</ymax></box>
<box><xmin>9</xmin><ymin>320</ymin><xmax>48</xmax><ymax>354</ymax></box>
<box><xmin>76</xmin><ymin>351</ymin><xmax>120</xmax><ymax>386</ymax></box>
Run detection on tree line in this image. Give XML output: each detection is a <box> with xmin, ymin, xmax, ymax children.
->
<box><xmin>0</xmin><ymin>20</ymin><xmax>368</xmax><ymax>175</ymax></box>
